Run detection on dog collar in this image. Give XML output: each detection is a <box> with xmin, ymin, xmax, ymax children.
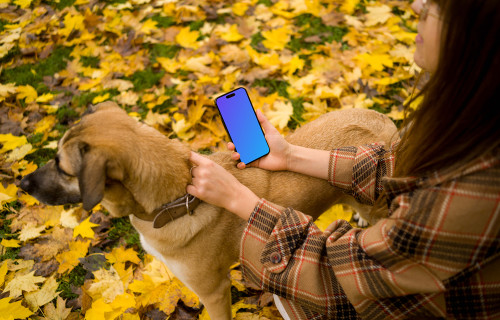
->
<box><xmin>138</xmin><ymin>194</ymin><xmax>201</xmax><ymax>228</ymax></box>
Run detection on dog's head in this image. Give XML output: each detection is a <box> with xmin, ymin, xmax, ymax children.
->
<box><xmin>20</xmin><ymin>101</ymin><xmax>134</xmax><ymax>212</ymax></box>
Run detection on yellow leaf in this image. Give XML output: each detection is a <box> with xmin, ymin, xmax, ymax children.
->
<box><xmin>87</xmin><ymin>267</ymin><xmax>124</xmax><ymax>303</ymax></box>
<box><xmin>262</xmin><ymin>26</ymin><xmax>291</xmax><ymax>51</ymax></box>
<box><xmin>232</xmin><ymin>300</ymin><xmax>258</xmax><ymax>318</ymax></box>
<box><xmin>266</xmin><ymin>100</ymin><xmax>293</xmax><ymax>130</ymax></box>
<box><xmin>0</xmin><ymin>83</ymin><xmax>16</xmax><ymax>98</ymax></box>
<box><xmin>0</xmin><ymin>298</ymin><xmax>33</xmax><ymax>320</ymax></box>
<box><xmin>10</xmin><ymin>160</ymin><xmax>37</xmax><ymax>177</ymax></box>
<box><xmin>0</xmin><ymin>134</ymin><xmax>28</xmax><ymax>153</ymax></box>
<box><xmin>73</xmin><ymin>217</ymin><xmax>99</xmax><ymax>239</ymax></box>
<box><xmin>106</xmin><ymin>293</ymin><xmax>136</xmax><ymax>318</ymax></box>
<box><xmin>4</xmin><ymin>271</ymin><xmax>45</xmax><ymax>298</ymax></box>
<box><xmin>16</xmin><ymin>85</ymin><xmax>38</xmax><ymax>103</ymax></box>
<box><xmin>315</xmin><ymin>205</ymin><xmax>353</xmax><ymax>231</ymax></box>
<box><xmin>0</xmin><ymin>239</ymin><xmax>20</xmax><ymax>248</ymax></box>
<box><xmin>230</xmin><ymin>270</ymin><xmax>246</xmax><ymax>292</ymax></box>
<box><xmin>60</xmin><ymin>207</ymin><xmax>80</xmax><ymax>229</ymax></box>
<box><xmin>0</xmin><ymin>263</ymin><xmax>8</xmax><ymax>286</ymax></box>
<box><xmin>302</xmin><ymin>99</ymin><xmax>327</xmax><ymax>121</ymax></box>
<box><xmin>171</xmin><ymin>117</ymin><xmax>195</xmax><ymax>141</ymax></box>
<box><xmin>18</xmin><ymin>193</ymin><xmax>39</xmax><ymax>206</ymax></box>
<box><xmin>84</xmin><ymin>298</ymin><xmax>113</xmax><ymax>320</ymax></box>
<box><xmin>354</xmin><ymin>52</ymin><xmax>393</xmax><ymax>72</ymax></box>
<box><xmin>105</xmin><ymin>246</ymin><xmax>141</xmax><ymax>265</ymax></box>
<box><xmin>140</xmin><ymin>19</ymin><xmax>157</xmax><ymax>35</ymax></box>
<box><xmin>283</xmin><ymin>55</ymin><xmax>305</xmax><ymax>75</ymax></box>
<box><xmin>35</xmin><ymin>115</ymin><xmax>57</xmax><ymax>134</ymax></box>
<box><xmin>6</xmin><ymin>143</ymin><xmax>32</xmax><ymax>162</ymax></box>
<box><xmin>220</xmin><ymin>24</ymin><xmax>244</xmax><ymax>42</ymax></box>
<box><xmin>0</xmin><ymin>183</ymin><xmax>17</xmax><ymax>205</ymax></box>
<box><xmin>314</xmin><ymin>85</ymin><xmax>343</xmax><ymax>99</ymax></box>
<box><xmin>56</xmin><ymin>240</ymin><xmax>90</xmax><ymax>274</ymax></box>
<box><xmin>19</xmin><ymin>223</ymin><xmax>46</xmax><ymax>241</ymax></box>
<box><xmin>156</xmin><ymin>57</ymin><xmax>179</xmax><ymax>73</ymax></box>
<box><xmin>92</xmin><ymin>93</ymin><xmax>110</xmax><ymax>104</ymax></box>
<box><xmin>365</xmin><ymin>5</ymin><xmax>392</xmax><ymax>27</ymax></box>
<box><xmin>143</xmin><ymin>255</ymin><xmax>174</xmax><ymax>283</ymax></box>
<box><xmin>340</xmin><ymin>0</ymin><xmax>360</xmax><ymax>14</ymax></box>
<box><xmin>36</xmin><ymin>93</ymin><xmax>55</xmax><ymax>103</ymax></box>
<box><xmin>387</xmin><ymin>106</ymin><xmax>405</xmax><ymax>121</ymax></box>
<box><xmin>232</xmin><ymin>2</ymin><xmax>249</xmax><ymax>16</ymax></box>
<box><xmin>175</xmin><ymin>27</ymin><xmax>200</xmax><ymax>49</ymax></box>
<box><xmin>25</xmin><ymin>276</ymin><xmax>59</xmax><ymax>309</ymax></box>
<box><xmin>13</xmin><ymin>0</ymin><xmax>31</xmax><ymax>8</ymax></box>
<box><xmin>176</xmin><ymin>278</ymin><xmax>200</xmax><ymax>308</ymax></box>
<box><xmin>60</xmin><ymin>12</ymin><xmax>85</xmax><ymax>37</ymax></box>
<box><xmin>0</xmin><ymin>43</ymin><xmax>15</xmax><ymax>61</ymax></box>
<box><xmin>184</xmin><ymin>55</ymin><xmax>213</xmax><ymax>73</ymax></box>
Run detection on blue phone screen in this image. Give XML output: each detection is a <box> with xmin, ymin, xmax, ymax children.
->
<box><xmin>216</xmin><ymin>88</ymin><xmax>269</xmax><ymax>164</ymax></box>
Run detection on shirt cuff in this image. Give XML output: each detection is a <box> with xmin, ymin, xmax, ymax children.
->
<box><xmin>242</xmin><ymin>199</ymin><xmax>314</xmax><ymax>274</ymax></box>
<box><xmin>328</xmin><ymin>146</ymin><xmax>357</xmax><ymax>192</ymax></box>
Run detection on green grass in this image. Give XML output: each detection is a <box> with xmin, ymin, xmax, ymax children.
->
<box><xmin>108</xmin><ymin>217</ymin><xmax>143</xmax><ymax>252</ymax></box>
<box><xmin>151</xmin><ymin>15</ymin><xmax>176</xmax><ymax>29</ymax></box>
<box><xmin>80</xmin><ymin>55</ymin><xmax>100</xmax><ymax>68</ymax></box>
<box><xmin>288</xmin><ymin>14</ymin><xmax>348</xmax><ymax>52</ymax></box>
<box><xmin>24</xmin><ymin>148</ymin><xmax>58</xmax><ymax>167</ymax></box>
<box><xmin>252</xmin><ymin>79</ymin><xmax>290</xmax><ymax>98</ymax></box>
<box><xmin>57</xmin><ymin>264</ymin><xmax>87</xmax><ymax>300</ymax></box>
<box><xmin>0</xmin><ymin>204</ymin><xmax>20</xmax><ymax>261</ymax></box>
<box><xmin>150</xmin><ymin>43</ymin><xmax>181</xmax><ymax>60</ymax></box>
<box><xmin>127</xmin><ymin>67</ymin><xmax>166</xmax><ymax>91</ymax></box>
<box><xmin>0</xmin><ymin>46</ymin><xmax>72</xmax><ymax>89</ymax></box>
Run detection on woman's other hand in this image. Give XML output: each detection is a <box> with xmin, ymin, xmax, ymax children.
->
<box><xmin>187</xmin><ymin>152</ymin><xmax>259</xmax><ymax>220</ymax></box>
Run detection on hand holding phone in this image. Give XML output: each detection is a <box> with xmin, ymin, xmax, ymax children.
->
<box><xmin>215</xmin><ymin>87</ymin><xmax>270</xmax><ymax>164</ymax></box>
<box><xmin>227</xmin><ymin>110</ymin><xmax>292</xmax><ymax>171</ymax></box>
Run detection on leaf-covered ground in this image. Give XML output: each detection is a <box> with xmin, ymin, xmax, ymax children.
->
<box><xmin>1</xmin><ymin>0</ymin><xmax>420</xmax><ymax>318</ymax></box>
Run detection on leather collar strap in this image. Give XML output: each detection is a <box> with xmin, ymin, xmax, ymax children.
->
<box><xmin>139</xmin><ymin>194</ymin><xmax>201</xmax><ymax>229</ymax></box>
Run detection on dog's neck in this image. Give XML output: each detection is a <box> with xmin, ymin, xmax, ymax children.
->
<box><xmin>121</xmin><ymin>132</ymin><xmax>192</xmax><ymax>215</ymax></box>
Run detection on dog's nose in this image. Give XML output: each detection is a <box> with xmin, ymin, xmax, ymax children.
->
<box><xmin>20</xmin><ymin>176</ymin><xmax>31</xmax><ymax>192</ymax></box>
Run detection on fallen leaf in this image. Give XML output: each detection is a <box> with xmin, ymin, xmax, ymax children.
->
<box><xmin>0</xmin><ymin>298</ymin><xmax>33</xmax><ymax>320</ymax></box>
<box><xmin>73</xmin><ymin>217</ymin><xmax>99</xmax><ymax>239</ymax></box>
<box><xmin>0</xmin><ymin>239</ymin><xmax>20</xmax><ymax>248</ymax></box>
<box><xmin>19</xmin><ymin>223</ymin><xmax>46</xmax><ymax>242</ymax></box>
<box><xmin>42</xmin><ymin>296</ymin><xmax>71</xmax><ymax>320</ymax></box>
<box><xmin>4</xmin><ymin>271</ymin><xmax>45</xmax><ymax>298</ymax></box>
<box><xmin>25</xmin><ymin>276</ymin><xmax>60</xmax><ymax>309</ymax></box>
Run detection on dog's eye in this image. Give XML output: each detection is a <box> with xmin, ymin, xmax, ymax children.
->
<box><xmin>55</xmin><ymin>156</ymin><xmax>73</xmax><ymax>177</ymax></box>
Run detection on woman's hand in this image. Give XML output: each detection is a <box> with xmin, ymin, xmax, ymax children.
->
<box><xmin>229</xmin><ymin>110</ymin><xmax>291</xmax><ymax>170</ymax></box>
<box><xmin>186</xmin><ymin>152</ymin><xmax>260</xmax><ymax>220</ymax></box>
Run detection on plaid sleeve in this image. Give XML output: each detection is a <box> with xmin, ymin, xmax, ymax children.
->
<box><xmin>240</xmin><ymin>156</ymin><xmax>500</xmax><ymax>319</ymax></box>
<box><xmin>328</xmin><ymin>141</ymin><xmax>397</xmax><ymax>205</ymax></box>
<box><xmin>240</xmin><ymin>199</ymin><xmax>359</xmax><ymax>318</ymax></box>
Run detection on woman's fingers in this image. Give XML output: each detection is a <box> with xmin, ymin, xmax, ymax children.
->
<box><xmin>189</xmin><ymin>151</ymin><xmax>210</xmax><ymax>166</ymax></box>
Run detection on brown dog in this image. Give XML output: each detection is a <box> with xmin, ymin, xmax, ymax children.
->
<box><xmin>20</xmin><ymin>101</ymin><xmax>397</xmax><ymax>319</ymax></box>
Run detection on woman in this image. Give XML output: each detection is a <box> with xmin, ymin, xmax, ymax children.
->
<box><xmin>187</xmin><ymin>0</ymin><xmax>500</xmax><ymax>318</ymax></box>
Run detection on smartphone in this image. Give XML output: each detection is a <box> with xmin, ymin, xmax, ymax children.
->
<box><xmin>215</xmin><ymin>87</ymin><xmax>270</xmax><ymax>164</ymax></box>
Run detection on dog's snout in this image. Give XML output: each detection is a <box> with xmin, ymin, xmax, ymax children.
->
<box><xmin>20</xmin><ymin>175</ymin><xmax>33</xmax><ymax>192</ymax></box>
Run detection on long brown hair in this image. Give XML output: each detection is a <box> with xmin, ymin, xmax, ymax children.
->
<box><xmin>395</xmin><ymin>0</ymin><xmax>500</xmax><ymax>177</ymax></box>
<box><xmin>370</xmin><ymin>0</ymin><xmax>500</xmax><ymax>219</ymax></box>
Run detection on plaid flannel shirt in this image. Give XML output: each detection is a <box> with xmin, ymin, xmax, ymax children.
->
<box><xmin>240</xmin><ymin>141</ymin><xmax>500</xmax><ymax>319</ymax></box>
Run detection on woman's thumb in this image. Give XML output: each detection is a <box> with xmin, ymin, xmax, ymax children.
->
<box><xmin>256</xmin><ymin>109</ymin><xmax>276</xmax><ymax>134</ymax></box>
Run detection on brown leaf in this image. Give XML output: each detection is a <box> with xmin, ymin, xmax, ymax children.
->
<box><xmin>321</xmin><ymin>11</ymin><xmax>345</xmax><ymax>26</ymax></box>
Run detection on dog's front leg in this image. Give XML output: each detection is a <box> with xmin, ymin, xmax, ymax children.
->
<box><xmin>195</xmin><ymin>275</ymin><xmax>232</xmax><ymax>320</ymax></box>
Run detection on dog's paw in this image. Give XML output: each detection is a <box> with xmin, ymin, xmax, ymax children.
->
<box><xmin>353</xmin><ymin>212</ymin><xmax>369</xmax><ymax>228</ymax></box>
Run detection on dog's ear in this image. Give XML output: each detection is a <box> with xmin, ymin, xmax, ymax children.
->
<box><xmin>78</xmin><ymin>142</ymin><xmax>106</xmax><ymax>211</ymax></box>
